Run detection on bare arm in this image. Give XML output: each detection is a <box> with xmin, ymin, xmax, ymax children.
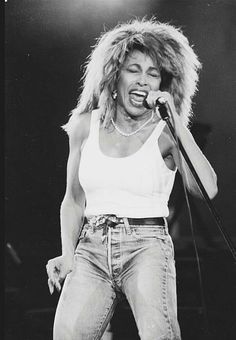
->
<box><xmin>60</xmin><ymin>128</ymin><xmax>86</xmax><ymax>258</ymax></box>
<box><xmin>165</xmin><ymin>95</ymin><xmax>218</xmax><ymax>199</ymax></box>
<box><xmin>170</xmin><ymin>116</ymin><xmax>218</xmax><ymax>199</ymax></box>
<box><xmin>46</xmin><ymin>113</ymin><xmax>90</xmax><ymax>293</ymax></box>
<box><xmin>146</xmin><ymin>90</ymin><xmax>218</xmax><ymax>199</ymax></box>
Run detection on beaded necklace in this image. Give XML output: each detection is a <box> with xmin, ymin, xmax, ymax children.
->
<box><xmin>111</xmin><ymin>111</ymin><xmax>154</xmax><ymax>137</ymax></box>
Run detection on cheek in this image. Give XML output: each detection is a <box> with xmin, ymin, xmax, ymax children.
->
<box><xmin>116</xmin><ymin>85</ymin><xmax>127</xmax><ymax>106</ymax></box>
<box><xmin>117</xmin><ymin>84</ymin><xmax>126</xmax><ymax>99</ymax></box>
<box><xmin>151</xmin><ymin>78</ymin><xmax>161</xmax><ymax>90</ymax></box>
<box><xmin>117</xmin><ymin>79</ymin><xmax>130</xmax><ymax>99</ymax></box>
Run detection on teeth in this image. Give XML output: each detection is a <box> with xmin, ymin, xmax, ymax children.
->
<box><xmin>130</xmin><ymin>90</ymin><xmax>147</xmax><ymax>97</ymax></box>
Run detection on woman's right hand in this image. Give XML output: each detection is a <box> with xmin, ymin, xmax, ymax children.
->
<box><xmin>46</xmin><ymin>254</ymin><xmax>74</xmax><ymax>294</ymax></box>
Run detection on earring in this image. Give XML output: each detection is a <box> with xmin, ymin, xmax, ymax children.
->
<box><xmin>112</xmin><ymin>90</ymin><xmax>117</xmax><ymax>100</ymax></box>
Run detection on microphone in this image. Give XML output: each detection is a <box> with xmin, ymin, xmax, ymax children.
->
<box><xmin>143</xmin><ymin>96</ymin><xmax>170</xmax><ymax>120</ymax></box>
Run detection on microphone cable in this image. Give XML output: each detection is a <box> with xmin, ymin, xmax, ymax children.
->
<box><xmin>171</xmin><ymin>120</ymin><xmax>210</xmax><ymax>338</ymax></box>
<box><xmin>156</xmin><ymin>103</ymin><xmax>211</xmax><ymax>337</ymax></box>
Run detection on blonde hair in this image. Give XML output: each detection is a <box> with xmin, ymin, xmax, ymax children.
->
<box><xmin>63</xmin><ymin>17</ymin><xmax>201</xmax><ymax>134</ymax></box>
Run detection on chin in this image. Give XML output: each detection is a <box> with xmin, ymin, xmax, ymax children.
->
<box><xmin>126</xmin><ymin>105</ymin><xmax>147</xmax><ymax>117</ymax></box>
<box><xmin>118</xmin><ymin>101</ymin><xmax>146</xmax><ymax>118</ymax></box>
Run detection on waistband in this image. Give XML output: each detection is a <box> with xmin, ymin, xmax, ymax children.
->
<box><xmin>82</xmin><ymin>214</ymin><xmax>167</xmax><ymax>242</ymax></box>
<box><xmin>84</xmin><ymin>215</ymin><xmax>165</xmax><ymax>228</ymax></box>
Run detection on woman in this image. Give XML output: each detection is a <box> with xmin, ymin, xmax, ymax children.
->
<box><xmin>46</xmin><ymin>18</ymin><xmax>218</xmax><ymax>340</ymax></box>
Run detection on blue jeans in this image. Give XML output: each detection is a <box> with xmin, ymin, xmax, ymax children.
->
<box><xmin>53</xmin><ymin>215</ymin><xmax>181</xmax><ymax>340</ymax></box>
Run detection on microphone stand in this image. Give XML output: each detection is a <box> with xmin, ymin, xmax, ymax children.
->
<box><xmin>158</xmin><ymin>103</ymin><xmax>236</xmax><ymax>262</ymax></box>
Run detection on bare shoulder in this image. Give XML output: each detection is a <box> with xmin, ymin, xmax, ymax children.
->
<box><xmin>68</xmin><ymin>112</ymin><xmax>92</xmax><ymax>147</ymax></box>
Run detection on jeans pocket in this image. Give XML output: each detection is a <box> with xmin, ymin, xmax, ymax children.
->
<box><xmin>78</xmin><ymin>224</ymin><xmax>91</xmax><ymax>241</ymax></box>
<box><xmin>78</xmin><ymin>229</ymin><xmax>87</xmax><ymax>241</ymax></box>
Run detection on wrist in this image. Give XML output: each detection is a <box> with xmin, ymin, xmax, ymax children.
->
<box><xmin>62</xmin><ymin>250</ymin><xmax>74</xmax><ymax>259</ymax></box>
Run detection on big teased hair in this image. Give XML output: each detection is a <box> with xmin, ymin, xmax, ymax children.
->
<box><xmin>63</xmin><ymin>17</ymin><xmax>201</xmax><ymax>134</ymax></box>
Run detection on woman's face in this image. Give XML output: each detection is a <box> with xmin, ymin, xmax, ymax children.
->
<box><xmin>116</xmin><ymin>49</ymin><xmax>161</xmax><ymax>118</ymax></box>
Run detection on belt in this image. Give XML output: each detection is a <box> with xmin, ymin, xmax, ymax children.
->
<box><xmin>127</xmin><ymin>217</ymin><xmax>165</xmax><ymax>226</ymax></box>
<box><xmin>83</xmin><ymin>215</ymin><xmax>166</xmax><ymax>242</ymax></box>
<box><xmin>84</xmin><ymin>215</ymin><xmax>165</xmax><ymax>228</ymax></box>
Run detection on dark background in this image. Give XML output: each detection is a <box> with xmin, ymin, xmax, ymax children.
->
<box><xmin>5</xmin><ymin>0</ymin><xmax>236</xmax><ymax>339</ymax></box>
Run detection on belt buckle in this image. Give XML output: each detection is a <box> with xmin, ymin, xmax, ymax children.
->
<box><xmin>88</xmin><ymin>214</ymin><xmax>119</xmax><ymax>229</ymax></box>
<box><xmin>106</xmin><ymin>215</ymin><xmax>119</xmax><ymax>227</ymax></box>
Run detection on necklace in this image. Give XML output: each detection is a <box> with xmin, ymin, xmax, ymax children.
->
<box><xmin>111</xmin><ymin>111</ymin><xmax>154</xmax><ymax>137</ymax></box>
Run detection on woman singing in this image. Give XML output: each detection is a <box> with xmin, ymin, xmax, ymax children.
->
<box><xmin>46</xmin><ymin>18</ymin><xmax>217</xmax><ymax>340</ymax></box>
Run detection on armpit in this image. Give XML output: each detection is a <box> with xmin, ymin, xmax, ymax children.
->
<box><xmin>163</xmin><ymin>154</ymin><xmax>176</xmax><ymax>171</ymax></box>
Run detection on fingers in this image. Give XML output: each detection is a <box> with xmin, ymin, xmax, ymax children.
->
<box><xmin>46</xmin><ymin>259</ymin><xmax>60</xmax><ymax>277</ymax></box>
<box><xmin>146</xmin><ymin>90</ymin><xmax>171</xmax><ymax>107</ymax></box>
<box><xmin>48</xmin><ymin>278</ymin><xmax>54</xmax><ymax>295</ymax></box>
<box><xmin>47</xmin><ymin>277</ymin><xmax>61</xmax><ymax>294</ymax></box>
<box><xmin>54</xmin><ymin>279</ymin><xmax>61</xmax><ymax>292</ymax></box>
<box><xmin>46</xmin><ymin>261</ymin><xmax>62</xmax><ymax>294</ymax></box>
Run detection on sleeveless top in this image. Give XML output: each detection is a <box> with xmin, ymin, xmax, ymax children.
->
<box><xmin>78</xmin><ymin>109</ymin><xmax>176</xmax><ymax>218</ymax></box>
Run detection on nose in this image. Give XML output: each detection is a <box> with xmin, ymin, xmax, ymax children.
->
<box><xmin>137</xmin><ymin>73</ymin><xmax>148</xmax><ymax>86</ymax></box>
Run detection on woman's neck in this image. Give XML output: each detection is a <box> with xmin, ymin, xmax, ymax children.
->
<box><xmin>115</xmin><ymin>106</ymin><xmax>154</xmax><ymax>132</ymax></box>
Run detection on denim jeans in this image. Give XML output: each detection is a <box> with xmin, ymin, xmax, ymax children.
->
<box><xmin>53</xmin><ymin>215</ymin><xmax>181</xmax><ymax>340</ymax></box>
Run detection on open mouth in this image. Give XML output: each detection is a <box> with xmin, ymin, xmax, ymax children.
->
<box><xmin>129</xmin><ymin>90</ymin><xmax>147</xmax><ymax>107</ymax></box>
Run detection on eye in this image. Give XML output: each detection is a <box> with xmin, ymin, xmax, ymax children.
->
<box><xmin>149</xmin><ymin>73</ymin><xmax>160</xmax><ymax>78</ymax></box>
<box><xmin>127</xmin><ymin>66</ymin><xmax>139</xmax><ymax>73</ymax></box>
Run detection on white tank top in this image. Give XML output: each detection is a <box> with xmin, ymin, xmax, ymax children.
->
<box><xmin>79</xmin><ymin>109</ymin><xmax>176</xmax><ymax>218</ymax></box>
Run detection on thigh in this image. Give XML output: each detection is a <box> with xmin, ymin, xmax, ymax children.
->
<box><xmin>122</xmin><ymin>230</ymin><xmax>181</xmax><ymax>340</ymax></box>
<box><xmin>54</xmin><ymin>253</ymin><xmax>117</xmax><ymax>340</ymax></box>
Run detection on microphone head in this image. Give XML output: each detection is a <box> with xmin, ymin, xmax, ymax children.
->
<box><xmin>156</xmin><ymin>97</ymin><xmax>167</xmax><ymax>105</ymax></box>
